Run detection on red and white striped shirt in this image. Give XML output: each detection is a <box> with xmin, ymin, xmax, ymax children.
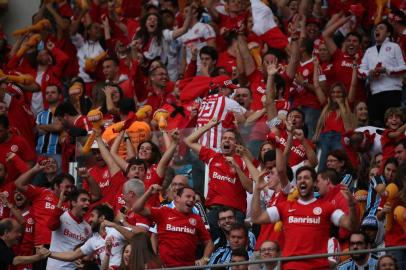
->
<box><xmin>196</xmin><ymin>94</ymin><xmax>246</xmax><ymax>149</ymax></box>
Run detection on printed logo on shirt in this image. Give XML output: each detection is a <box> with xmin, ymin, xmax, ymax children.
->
<box><xmin>256</xmin><ymin>86</ymin><xmax>265</xmax><ymax>94</ymax></box>
<box><xmin>27</xmin><ymin>217</ymin><xmax>34</xmax><ymax>225</ymax></box>
<box><xmin>313</xmin><ymin>207</ymin><xmax>322</xmax><ymax>215</ymax></box>
<box><xmin>302</xmin><ymin>69</ymin><xmax>309</xmax><ymax>77</ymax></box>
<box><xmin>166</xmin><ymin>224</ymin><xmax>196</xmax><ymax>235</ymax></box>
<box><xmin>288</xmin><ymin>216</ymin><xmax>321</xmax><ymax>224</ymax></box>
<box><xmin>189</xmin><ymin>218</ymin><xmax>197</xmax><ymax>226</ymax></box>
<box><xmin>212</xmin><ymin>172</ymin><xmax>236</xmax><ymax>184</ymax></box>
<box><xmin>10</xmin><ymin>144</ymin><xmax>19</xmax><ymax>152</ymax></box>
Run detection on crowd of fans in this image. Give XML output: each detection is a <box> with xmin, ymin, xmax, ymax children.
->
<box><xmin>0</xmin><ymin>0</ymin><xmax>406</xmax><ymax>269</ymax></box>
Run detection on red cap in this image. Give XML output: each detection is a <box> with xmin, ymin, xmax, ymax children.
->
<box><xmin>306</xmin><ymin>17</ymin><xmax>322</xmax><ymax>27</ymax></box>
<box><xmin>211</xmin><ymin>75</ymin><xmax>239</xmax><ymax>90</ymax></box>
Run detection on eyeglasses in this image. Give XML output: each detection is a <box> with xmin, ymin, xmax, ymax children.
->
<box><xmin>260</xmin><ymin>247</ymin><xmax>278</xmax><ymax>253</ymax></box>
<box><xmin>350</xmin><ymin>241</ymin><xmax>366</xmax><ymax>247</ymax></box>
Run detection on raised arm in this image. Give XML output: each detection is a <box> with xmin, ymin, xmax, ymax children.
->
<box><xmin>184</xmin><ymin>118</ymin><xmax>220</xmax><ymax>154</ymax></box>
<box><xmin>265</xmin><ymin>60</ymin><xmax>280</xmax><ymax>121</ymax></box>
<box><xmin>15</xmin><ymin>164</ymin><xmax>43</xmax><ymax>192</ymax></box>
<box><xmin>338</xmin><ymin>185</ymin><xmax>358</xmax><ymax>232</ymax></box>
<box><xmin>347</xmin><ymin>57</ymin><xmax>358</xmax><ymax>104</ymax></box>
<box><xmin>100</xmin><ymin>220</ymin><xmax>138</xmax><ymax>241</ymax></box>
<box><xmin>132</xmin><ymin>184</ymin><xmax>162</xmax><ymax>216</ymax></box>
<box><xmin>237</xmin><ymin>34</ymin><xmax>256</xmax><ymax>77</ymax></box>
<box><xmin>45</xmin><ymin>3</ymin><xmax>70</xmax><ymax>31</ymax></box>
<box><xmin>251</xmin><ymin>171</ymin><xmax>274</xmax><ymax>224</ymax></box>
<box><xmin>226</xmin><ymin>156</ymin><xmax>253</xmax><ymax>193</ymax></box>
<box><xmin>77</xmin><ymin>167</ymin><xmax>102</xmax><ymax>202</ymax></box>
<box><xmin>205</xmin><ymin>0</ymin><xmax>220</xmax><ymax>22</ymax></box>
<box><xmin>95</xmin><ymin>131</ymin><xmax>120</xmax><ymax>175</ymax></box>
<box><xmin>275</xmin><ymin>139</ymin><xmax>289</xmax><ymax>188</ymax></box>
<box><xmin>312</xmin><ymin>58</ymin><xmax>327</xmax><ymax>105</ymax></box>
<box><xmin>322</xmin><ymin>14</ymin><xmax>351</xmax><ymax>55</ymax></box>
<box><xmin>171</xmin><ymin>5</ymin><xmax>192</xmax><ymax>39</ymax></box>
<box><xmin>110</xmin><ymin>131</ymin><xmax>129</xmax><ymax>172</ymax></box>
<box><xmin>156</xmin><ymin>130</ymin><xmax>180</xmax><ymax>178</ymax></box>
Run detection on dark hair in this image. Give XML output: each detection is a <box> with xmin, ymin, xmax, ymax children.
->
<box><xmin>223</xmin><ymin>31</ymin><xmax>238</xmax><ymax>48</ymax></box>
<box><xmin>0</xmin><ymin>114</ymin><xmax>9</xmax><ymax>128</ymax></box>
<box><xmin>349</xmin><ymin>230</ymin><xmax>370</xmax><ymax>246</ymax></box>
<box><xmin>69</xmin><ymin>189</ymin><xmax>90</xmax><ymax>202</ymax></box>
<box><xmin>136</xmin><ymin>13</ymin><xmax>164</xmax><ymax>47</ymax></box>
<box><xmin>126</xmin><ymin>233</ymin><xmax>161</xmax><ymax>270</ymax></box>
<box><xmin>301</xmin><ymin>38</ymin><xmax>314</xmax><ymax>55</ymax></box>
<box><xmin>93</xmin><ymin>204</ymin><xmax>114</xmax><ymax>222</ymax></box>
<box><xmin>54</xmin><ymin>102</ymin><xmax>79</xmax><ymax>117</ymax></box>
<box><xmin>50</xmin><ymin>173</ymin><xmax>75</xmax><ymax>190</ymax></box>
<box><xmin>377</xmin><ymin>20</ymin><xmax>394</xmax><ymax>38</ymax></box>
<box><xmin>288</xmin><ymin>108</ymin><xmax>306</xmax><ymax>124</ymax></box>
<box><xmin>318</xmin><ymin>168</ymin><xmax>340</xmax><ymax>185</ymax></box>
<box><xmin>0</xmin><ymin>218</ymin><xmax>14</xmax><ymax>236</ymax></box>
<box><xmin>262</xmin><ymin>47</ymin><xmax>285</xmax><ymax>62</ymax></box>
<box><xmin>377</xmin><ymin>254</ymin><xmax>399</xmax><ymax>270</ymax></box>
<box><xmin>118</xmin><ymin>97</ymin><xmax>136</xmax><ymax>115</ymax></box>
<box><xmin>395</xmin><ymin>138</ymin><xmax>406</xmax><ymax>149</ymax></box>
<box><xmin>263</xmin><ymin>150</ymin><xmax>276</xmax><ymax>163</ymax></box>
<box><xmin>295</xmin><ymin>166</ymin><xmax>317</xmax><ymax>181</ymax></box>
<box><xmin>176</xmin><ymin>186</ymin><xmax>194</xmax><ymax>197</ymax></box>
<box><xmin>231</xmin><ymin>248</ymin><xmax>249</xmax><ymax>260</ymax></box>
<box><xmin>218</xmin><ymin>206</ymin><xmax>236</xmax><ymax>219</ymax></box>
<box><xmin>46</xmin><ymin>84</ymin><xmax>62</xmax><ymax>94</ymax></box>
<box><xmin>137</xmin><ymin>141</ymin><xmax>162</xmax><ymax>164</ymax></box>
<box><xmin>345</xmin><ymin>31</ymin><xmax>362</xmax><ymax>43</ymax></box>
<box><xmin>384</xmin><ymin>157</ymin><xmax>399</xmax><ymax>170</ymax></box>
<box><xmin>102</xmin><ymin>57</ymin><xmax>119</xmax><ymax>66</ymax></box>
<box><xmin>229</xmin><ymin>223</ymin><xmax>248</xmax><ymax>238</ymax></box>
<box><xmin>126</xmin><ymin>158</ymin><xmax>148</xmax><ymax>175</ymax></box>
<box><xmin>199</xmin><ymin>46</ymin><xmax>218</xmax><ymax>61</ymax></box>
<box><xmin>327</xmin><ymin>149</ymin><xmax>353</xmax><ymax>171</ymax></box>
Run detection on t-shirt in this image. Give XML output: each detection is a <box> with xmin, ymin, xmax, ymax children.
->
<box><xmin>277</xmin><ymin>129</ymin><xmax>315</xmax><ymax>167</ymax></box>
<box><xmin>199</xmin><ymin>146</ymin><xmax>249</xmax><ymax>213</ymax></box>
<box><xmin>94</xmin><ymin>171</ymin><xmax>127</xmax><ymax>207</ymax></box>
<box><xmin>80</xmin><ymin>227</ymin><xmax>127</xmax><ymax>268</ymax></box>
<box><xmin>266</xmin><ymin>198</ymin><xmax>344</xmax><ymax>270</ymax></box>
<box><xmin>24</xmin><ymin>185</ymin><xmax>70</xmax><ymax>245</ymax></box>
<box><xmin>144</xmin><ymin>164</ymin><xmax>164</xmax><ymax>207</ymax></box>
<box><xmin>84</xmin><ymin>165</ymin><xmax>112</xmax><ymax>197</ymax></box>
<box><xmin>0</xmin><ymin>182</ymin><xmax>16</xmax><ymax>220</ymax></box>
<box><xmin>47</xmin><ymin>211</ymin><xmax>92</xmax><ymax>270</ymax></box>
<box><xmin>0</xmin><ymin>134</ymin><xmax>36</xmax><ymax>184</ymax></box>
<box><xmin>196</xmin><ymin>94</ymin><xmax>246</xmax><ymax>150</ymax></box>
<box><xmin>150</xmin><ymin>206</ymin><xmax>211</xmax><ymax>267</ymax></box>
<box><xmin>0</xmin><ymin>238</ymin><xmax>14</xmax><ymax>270</ymax></box>
<box><xmin>13</xmin><ymin>209</ymin><xmax>35</xmax><ymax>270</ymax></box>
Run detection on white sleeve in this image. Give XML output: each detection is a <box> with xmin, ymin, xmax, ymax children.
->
<box><xmin>266</xmin><ymin>206</ymin><xmax>280</xmax><ymax>223</ymax></box>
<box><xmin>162</xmin><ymin>29</ymin><xmax>174</xmax><ymax>42</ymax></box>
<box><xmin>387</xmin><ymin>44</ymin><xmax>406</xmax><ymax>75</ymax></box>
<box><xmin>330</xmin><ymin>209</ymin><xmax>345</xmax><ymax>226</ymax></box>
<box><xmin>250</xmin><ymin>0</ymin><xmax>276</xmax><ymax>35</ymax></box>
<box><xmin>2</xmin><ymin>93</ymin><xmax>11</xmax><ymax>107</ymax></box>
<box><xmin>226</xmin><ymin>98</ymin><xmax>247</xmax><ymax>114</ymax></box>
<box><xmin>358</xmin><ymin>50</ymin><xmax>370</xmax><ymax>76</ymax></box>
<box><xmin>203</xmin><ymin>24</ymin><xmax>216</xmax><ymax>40</ymax></box>
<box><xmin>80</xmin><ymin>237</ymin><xmax>95</xmax><ymax>255</ymax></box>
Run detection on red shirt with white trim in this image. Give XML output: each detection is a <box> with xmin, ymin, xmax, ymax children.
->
<box><xmin>13</xmin><ymin>208</ymin><xmax>35</xmax><ymax>270</ymax></box>
<box><xmin>144</xmin><ymin>164</ymin><xmax>164</xmax><ymax>207</ymax></box>
<box><xmin>23</xmin><ymin>185</ymin><xmax>70</xmax><ymax>245</ymax></box>
<box><xmin>266</xmin><ymin>198</ymin><xmax>344</xmax><ymax>270</ymax></box>
<box><xmin>83</xmin><ymin>165</ymin><xmax>112</xmax><ymax>197</ymax></box>
<box><xmin>199</xmin><ymin>146</ymin><xmax>249</xmax><ymax>213</ymax></box>
<box><xmin>150</xmin><ymin>206</ymin><xmax>211</xmax><ymax>267</ymax></box>
<box><xmin>277</xmin><ymin>129</ymin><xmax>315</xmax><ymax>167</ymax></box>
<box><xmin>0</xmin><ymin>182</ymin><xmax>16</xmax><ymax>220</ymax></box>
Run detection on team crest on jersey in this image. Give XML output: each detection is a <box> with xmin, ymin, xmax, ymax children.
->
<box><xmin>27</xmin><ymin>217</ymin><xmax>34</xmax><ymax>225</ymax></box>
<box><xmin>313</xmin><ymin>207</ymin><xmax>322</xmax><ymax>215</ymax></box>
<box><xmin>44</xmin><ymin>195</ymin><xmax>53</xmax><ymax>201</ymax></box>
<box><xmin>302</xmin><ymin>69</ymin><xmax>309</xmax><ymax>77</ymax></box>
<box><xmin>10</xmin><ymin>145</ymin><xmax>18</xmax><ymax>153</ymax></box>
<box><xmin>189</xmin><ymin>218</ymin><xmax>196</xmax><ymax>226</ymax></box>
<box><xmin>213</xmin><ymin>162</ymin><xmax>222</xmax><ymax>167</ymax></box>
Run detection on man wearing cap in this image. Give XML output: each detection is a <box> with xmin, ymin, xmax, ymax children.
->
<box><xmin>360</xmin><ymin>215</ymin><xmax>385</xmax><ymax>256</ymax></box>
<box><xmin>338</xmin><ymin>231</ymin><xmax>378</xmax><ymax>270</ymax></box>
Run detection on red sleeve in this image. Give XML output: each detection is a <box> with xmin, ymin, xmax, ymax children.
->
<box><xmin>49</xmin><ymin>47</ymin><xmax>69</xmax><ymax>78</ymax></box>
<box><xmin>149</xmin><ymin>207</ymin><xmax>164</xmax><ymax>223</ymax></box>
<box><xmin>6</xmin><ymin>154</ymin><xmax>29</xmax><ymax>175</ymax></box>
<box><xmin>198</xmin><ymin>146</ymin><xmax>216</xmax><ymax>164</ymax></box>
<box><xmin>24</xmin><ymin>185</ymin><xmax>43</xmax><ymax>201</ymax></box>
<box><xmin>196</xmin><ymin>215</ymin><xmax>211</xmax><ymax>242</ymax></box>
<box><xmin>381</xmin><ymin>129</ymin><xmax>394</xmax><ymax>147</ymax></box>
<box><xmin>47</xmin><ymin>208</ymin><xmax>65</xmax><ymax>231</ymax></box>
<box><xmin>184</xmin><ymin>59</ymin><xmax>197</xmax><ymax>79</ymax></box>
<box><xmin>6</xmin><ymin>54</ymin><xmax>21</xmax><ymax>70</ymax></box>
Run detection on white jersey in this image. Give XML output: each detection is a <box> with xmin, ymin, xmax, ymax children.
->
<box><xmin>197</xmin><ymin>94</ymin><xmax>246</xmax><ymax>150</ymax></box>
<box><xmin>80</xmin><ymin>227</ymin><xmax>127</xmax><ymax>268</ymax></box>
<box><xmin>177</xmin><ymin>22</ymin><xmax>216</xmax><ymax>72</ymax></box>
<box><xmin>47</xmin><ymin>211</ymin><xmax>92</xmax><ymax>270</ymax></box>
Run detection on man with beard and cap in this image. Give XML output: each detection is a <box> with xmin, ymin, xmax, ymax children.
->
<box><xmin>338</xmin><ymin>231</ymin><xmax>378</xmax><ymax>270</ymax></box>
<box><xmin>184</xmin><ymin>117</ymin><xmax>252</xmax><ymax>240</ymax></box>
<box><xmin>132</xmin><ymin>185</ymin><xmax>214</xmax><ymax>267</ymax></box>
<box><xmin>48</xmin><ymin>204</ymin><xmax>132</xmax><ymax>269</ymax></box>
<box><xmin>46</xmin><ymin>189</ymin><xmax>92</xmax><ymax>270</ymax></box>
<box><xmin>252</xmin><ymin>166</ymin><xmax>357</xmax><ymax>270</ymax></box>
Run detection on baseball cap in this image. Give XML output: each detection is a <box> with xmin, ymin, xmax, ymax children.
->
<box><xmin>211</xmin><ymin>75</ymin><xmax>239</xmax><ymax>90</ymax></box>
<box><xmin>360</xmin><ymin>216</ymin><xmax>379</xmax><ymax>229</ymax></box>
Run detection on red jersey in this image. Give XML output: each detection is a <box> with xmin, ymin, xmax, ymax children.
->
<box><xmin>289</xmin><ymin>58</ymin><xmax>321</xmax><ymax>109</ymax></box>
<box><xmin>73</xmin><ymin>115</ymin><xmax>93</xmax><ymax>133</ymax></box>
<box><xmin>266</xmin><ymin>198</ymin><xmax>344</xmax><ymax>270</ymax></box>
<box><xmin>0</xmin><ymin>134</ymin><xmax>36</xmax><ymax>184</ymax></box>
<box><xmin>150</xmin><ymin>206</ymin><xmax>211</xmax><ymax>267</ymax></box>
<box><xmin>331</xmin><ymin>49</ymin><xmax>365</xmax><ymax>103</ymax></box>
<box><xmin>277</xmin><ymin>129</ymin><xmax>315</xmax><ymax>167</ymax></box>
<box><xmin>13</xmin><ymin>209</ymin><xmax>35</xmax><ymax>270</ymax></box>
<box><xmin>145</xmin><ymin>164</ymin><xmax>164</xmax><ymax>207</ymax></box>
<box><xmin>321</xmin><ymin>111</ymin><xmax>346</xmax><ymax>134</ymax></box>
<box><xmin>199</xmin><ymin>146</ymin><xmax>249</xmax><ymax>213</ymax></box>
<box><xmin>126</xmin><ymin>210</ymin><xmax>151</xmax><ymax>229</ymax></box>
<box><xmin>0</xmin><ymin>182</ymin><xmax>16</xmax><ymax>219</ymax></box>
<box><xmin>381</xmin><ymin>129</ymin><xmax>406</xmax><ymax>168</ymax></box>
<box><xmin>95</xmin><ymin>171</ymin><xmax>127</xmax><ymax>208</ymax></box>
<box><xmin>24</xmin><ymin>185</ymin><xmax>70</xmax><ymax>245</ymax></box>
<box><xmin>84</xmin><ymin>165</ymin><xmax>112</xmax><ymax>197</ymax></box>
<box><xmin>255</xmin><ymin>191</ymin><xmax>286</xmax><ymax>250</ymax></box>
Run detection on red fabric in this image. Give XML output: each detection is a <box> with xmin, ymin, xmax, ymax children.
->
<box><xmin>331</xmin><ymin>49</ymin><xmax>366</xmax><ymax>103</ymax></box>
<box><xmin>145</xmin><ymin>164</ymin><xmax>164</xmax><ymax>207</ymax></box>
<box><xmin>276</xmin><ymin>199</ymin><xmax>337</xmax><ymax>270</ymax></box>
<box><xmin>381</xmin><ymin>129</ymin><xmax>406</xmax><ymax>168</ymax></box>
<box><xmin>217</xmin><ymin>51</ymin><xmax>237</xmax><ymax>76</ymax></box>
<box><xmin>13</xmin><ymin>209</ymin><xmax>35</xmax><ymax>270</ymax></box>
<box><xmin>260</xmin><ymin>26</ymin><xmax>289</xmax><ymax>50</ymax></box>
<box><xmin>321</xmin><ymin>111</ymin><xmax>346</xmax><ymax>134</ymax></box>
<box><xmin>24</xmin><ymin>185</ymin><xmax>70</xmax><ymax>245</ymax></box>
<box><xmin>150</xmin><ymin>206</ymin><xmax>211</xmax><ymax>267</ymax></box>
<box><xmin>0</xmin><ymin>182</ymin><xmax>16</xmax><ymax>220</ymax></box>
<box><xmin>179</xmin><ymin>76</ymin><xmax>212</xmax><ymax>102</ymax></box>
<box><xmin>83</xmin><ymin>165</ymin><xmax>112</xmax><ymax>198</ymax></box>
<box><xmin>125</xmin><ymin>210</ymin><xmax>152</xmax><ymax>228</ymax></box>
<box><xmin>199</xmin><ymin>146</ymin><xmax>249</xmax><ymax>213</ymax></box>
<box><xmin>276</xmin><ymin>129</ymin><xmax>315</xmax><ymax>167</ymax></box>
<box><xmin>94</xmin><ymin>171</ymin><xmax>127</xmax><ymax>208</ymax></box>
<box><xmin>0</xmin><ymin>134</ymin><xmax>36</xmax><ymax>184</ymax></box>
<box><xmin>47</xmin><ymin>207</ymin><xmax>65</xmax><ymax>231</ymax></box>
<box><xmin>184</xmin><ymin>59</ymin><xmax>197</xmax><ymax>78</ymax></box>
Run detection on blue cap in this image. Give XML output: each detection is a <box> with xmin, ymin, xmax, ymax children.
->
<box><xmin>360</xmin><ymin>216</ymin><xmax>378</xmax><ymax>229</ymax></box>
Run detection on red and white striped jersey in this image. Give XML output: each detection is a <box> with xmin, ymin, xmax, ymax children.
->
<box><xmin>196</xmin><ymin>94</ymin><xmax>246</xmax><ymax>149</ymax></box>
